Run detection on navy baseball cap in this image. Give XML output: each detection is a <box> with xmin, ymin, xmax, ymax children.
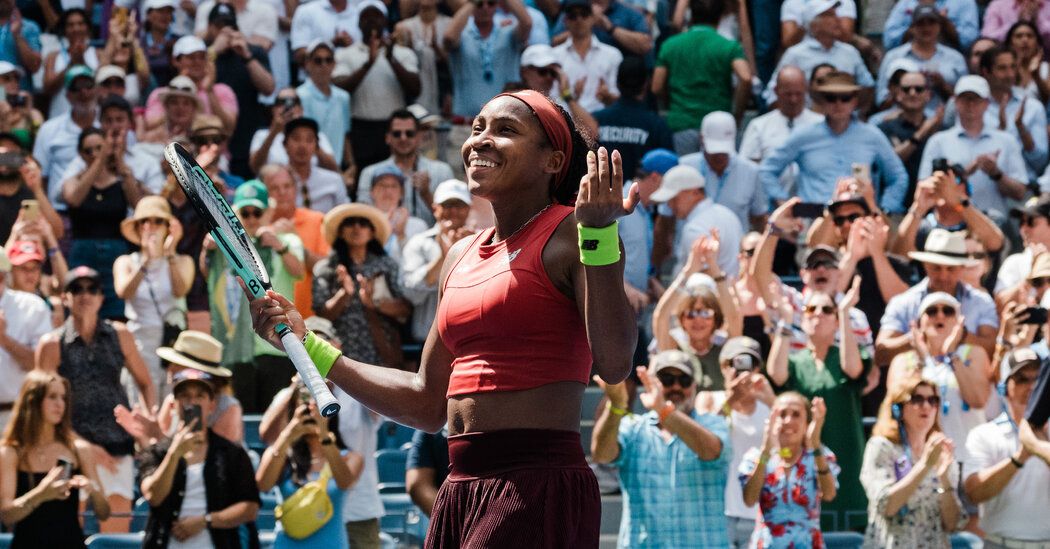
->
<box><xmin>640</xmin><ymin>149</ymin><xmax>678</xmax><ymax>176</ymax></box>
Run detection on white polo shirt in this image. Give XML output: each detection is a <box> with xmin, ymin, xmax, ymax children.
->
<box><xmin>60</xmin><ymin>148</ymin><xmax>166</xmax><ymax>196</ymax></box>
<box><xmin>290</xmin><ymin>166</ymin><xmax>349</xmax><ymax>213</ymax></box>
<box><xmin>289</xmin><ymin>0</ymin><xmax>362</xmax><ymax>50</ymax></box>
<box><xmin>551</xmin><ymin>35</ymin><xmax>623</xmax><ymax>113</ymax></box>
<box><xmin>965</xmin><ymin>413</ymin><xmax>1050</xmax><ymax>541</ymax></box>
<box><xmin>0</xmin><ymin>289</ymin><xmax>53</xmax><ymax>404</ymax></box>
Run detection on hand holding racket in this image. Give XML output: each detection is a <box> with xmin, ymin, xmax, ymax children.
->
<box><xmin>163</xmin><ymin>143</ymin><xmax>340</xmax><ymax>417</ymax></box>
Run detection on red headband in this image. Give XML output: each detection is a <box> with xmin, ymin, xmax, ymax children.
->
<box><xmin>496</xmin><ymin>90</ymin><xmax>573</xmax><ymax>187</ymax></box>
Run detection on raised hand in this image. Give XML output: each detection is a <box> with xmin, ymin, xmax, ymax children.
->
<box><xmin>942</xmin><ymin>313</ymin><xmax>966</xmax><ymax>355</ymax></box>
<box><xmin>576</xmin><ymin>147</ymin><xmax>637</xmax><ymax>227</ymax></box>
<box><xmin>356</xmin><ymin>273</ymin><xmax>376</xmax><ymax>309</ymax></box>
<box><xmin>807</xmin><ymin>397</ymin><xmax>826</xmax><ymax>450</ymax></box>
<box><xmin>839</xmin><ymin>275</ymin><xmax>861</xmax><ymax>313</ymax></box>
<box><xmin>921</xmin><ymin>431</ymin><xmax>946</xmax><ymax>472</ymax></box>
<box><xmin>769</xmin><ymin>197</ymin><xmax>803</xmax><ymax>234</ymax></box>
<box><xmin>635</xmin><ymin>365</ymin><xmax>664</xmax><ymax>412</ymax></box>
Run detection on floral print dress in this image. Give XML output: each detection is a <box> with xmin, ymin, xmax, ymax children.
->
<box><xmin>738</xmin><ymin>446</ymin><xmax>840</xmax><ymax>548</ymax></box>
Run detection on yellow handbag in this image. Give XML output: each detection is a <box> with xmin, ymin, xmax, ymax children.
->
<box><xmin>275</xmin><ymin>465</ymin><xmax>333</xmax><ymax>540</ymax></box>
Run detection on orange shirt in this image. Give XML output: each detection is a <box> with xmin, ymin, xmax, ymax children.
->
<box><xmin>291</xmin><ymin>208</ymin><xmax>328</xmax><ymax>318</ymax></box>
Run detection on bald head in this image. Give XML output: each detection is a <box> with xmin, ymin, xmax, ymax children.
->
<box><xmin>775</xmin><ymin>66</ymin><xmax>808</xmax><ymax>118</ymax></box>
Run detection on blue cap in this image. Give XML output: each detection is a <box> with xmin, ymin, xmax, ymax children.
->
<box><xmin>372</xmin><ymin>165</ymin><xmax>405</xmax><ymax>184</ymax></box>
<box><xmin>640</xmin><ymin>148</ymin><xmax>678</xmax><ymax>176</ymax></box>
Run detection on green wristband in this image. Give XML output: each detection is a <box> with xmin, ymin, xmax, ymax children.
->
<box><xmin>303</xmin><ymin>331</ymin><xmax>341</xmax><ymax>378</ymax></box>
<box><xmin>578</xmin><ymin>222</ymin><xmax>621</xmax><ymax>266</ymax></box>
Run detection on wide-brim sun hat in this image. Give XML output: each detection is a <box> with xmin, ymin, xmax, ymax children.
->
<box><xmin>157</xmin><ymin>330</ymin><xmax>232</xmax><ymax>377</ymax></box>
<box><xmin>120</xmin><ymin>196</ymin><xmax>174</xmax><ymax>245</ymax></box>
<box><xmin>323</xmin><ymin>203</ymin><xmax>392</xmax><ymax>246</ymax></box>
<box><xmin>907</xmin><ymin>228</ymin><xmax>978</xmax><ymax>267</ymax></box>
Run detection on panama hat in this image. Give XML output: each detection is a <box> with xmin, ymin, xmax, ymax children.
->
<box><xmin>907</xmin><ymin>229</ymin><xmax>977</xmax><ymax>267</ymax></box>
<box><xmin>322</xmin><ymin>203</ymin><xmax>391</xmax><ymax>245</ymax></box>
<box><xmin>120</xmin><ymin>196</ymin><xmax>174</xmax><ymax>245</ymax></box>
<box><xmin>157</xmin><ymin>330</ymin><xmax>232</xmax><ymax>377</ymax></box>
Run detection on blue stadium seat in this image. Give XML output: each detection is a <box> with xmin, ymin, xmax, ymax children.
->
<box><xmin>243</xmin><ymin>414</ymin><xmax>265</xmax><ymax>454</ymax></box>
<box><xmin>823</xmin><ymin>531</ymin><xmax>864</xmax><ymax>549</ymax></box>
<box><xmin>259</xmin><ymin>530</ymin><xmax>276</xmax><ymax>549</ymax></box>
<box><xmin>951</xmin><ymin>532</ymin><xmax>983</xmax><ymax>549</ymax></box>
<box><xmin>0</xmin><ymin>533</ymin><xmax>10</xmax><ymax>548</ymax></box>
<box><xmin>130</xmin><ymin>497</ymin><xmax>151</xmax><ymax>532</ymax></box>
<box><xmin>380</xmin><ymin>493</ymin><xmax>429</xmax><ymax>545</ymax></box>
<box><xmin>375</xmin><ymin>448</ymin><xmax>408</xmax><ymax>487</ymax></box>
<box><xmin>85</xmin><ymin>533</ymin><xmax>145</xmax><ymax>548</ymax></box>
<box><xmin>258</xmin><ymin>489</ymin><xmax>282</xmax><ymax>531</ymax></box>
<box><xmin>377</xmin><ymin>421</ymin><xmax>415</xmax><ymax>450</ymax></box>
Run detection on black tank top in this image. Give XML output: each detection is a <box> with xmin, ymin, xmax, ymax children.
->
<box><xmin>68</xmin><ymin>183</ymin><xmax>127</xmax><ymax>240</ymax></box>
<box><xmin>12</xmin><ymin>468</ymin><xmax>84</xmax><ymax>548</ymax></box>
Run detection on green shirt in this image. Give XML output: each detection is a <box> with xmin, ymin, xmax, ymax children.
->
<box><xmin>656</xmin><ymin>25</ymin><xmax>745</xmax><ymax>132</ymax></box>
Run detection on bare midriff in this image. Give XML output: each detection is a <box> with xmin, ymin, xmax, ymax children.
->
<box><xmin>446</xmin><ymin>381</ymin><xmax>584</xmax><ymax>436</ymax></box>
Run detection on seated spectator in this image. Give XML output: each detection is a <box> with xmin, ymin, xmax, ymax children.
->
<box><xmin>113</xmin><ymin>197</ymin><xmax>196</xmax><ymax>398</ymax></box>
<box><xmin>98</xmin><ymin>15</ymin><xmax>149</xmax><ymax>106</ymax></box>
<box><xmin>193</xmin><ymin>0</ymin><xmax>278</xmax><ymax>53</ymax></box>
<box><xmin>203</xmin><ymin>180</ymin><xmax>303</xmax><ymax>412</ymax></box>
<box><xmin>94</xmin><ymin>66</ymin><xmax>135</xmax><ymax>114</ymax></box>
<box><xmin>648</xmin><ymin>164</ymin><xmax>743</xmax><ymax>276</ymax></box>
<box><xmin>680</xmin><ymin>111</ymin><xmax>765</xmax><ymax>231</ymax></box>
<box><xmin>877</xmin><ymin>71</ymin><xmax>946</xmax><ymax>190</ymax></box>
<box><xmin>884</xmin><ymin>0</ymin><xmax>978</xmax><ymax>51</ymax></box>
<box><xmin>735</xmin><ymin>232</ymin><xmax>778</xmax><ymax>357</ymax></box>
<box><xmin>314</xmin><ymin>204</ymin><xmax>410</xmax><ymax>368</ymax></box>
<box><xmin>333</xmin><ymin>1</ymin><xmax>420</xmax><ymax>171</ymax></box>
<box><xmin>406</xmin><ymin>426</ymin><xmax>448</xmax><ymax>518</ymax></box>
<box><xmin>249</xmin><ymin>88</ymin><xmax>338</xmax><ymax>175</ymax></box>
<box><xmin>393</xmin><ymin>0</ymin><xmax>452</xmax><ymax>115</ymax></box>
<box><xmin>367</xmin><ymin>167</ymin><xmax>428</xmax><ymax>261</ymax></box>
<box><xmin>1005</xmin><ymin>21</ymin><xmax>1050</xmax><ymax>103</ymax></box>
<box><xmin>358</xmin><ymin>110</ymin><xmax>455</xmax><ymax>225</ymax></box>
<box><xmin>961</xmin><ymin>237</ymin><xmax>992</xmax><ymax>291</ymax></box>
<box><xmin>876</xmin><ymin>7</ymin><xmax>967</xmax><ymax>107</ymax></box>
<box><xmin>652</xmin><ymin>0</ymin><xmax>749</xmax><ymax>154</ymax></box>
<box><xmin>0</xmin><ymin>246</ymin><xmax>53</xmax><ymax>431</ymax></box>
<box><xmin>289</xmin><ymin>0</ymin><xmax>358</xmax><ymax>66</ymax></box>
<box><xmin>739</xmin><ymin>393</ymin><xmax>838</xmax><ymax>547</ymax></box>
<box><xmin>256</xmin><ymin>379</ymin><xmax>363</xmax><ymax>547</ymax></box>
<box><xmin>0</xmin><ymin>63</ymin><xmax>42</xmax><ymax>149</ymax></box>
<box><xmin>551</xmin><ymin>0</ymin><xmax>623</xmax><ymax>113</ymax></box>
<box><xmin>138</xmin><ymin>369</ymin><xmax>260</xmax><ymax>548</ymax></box>
<box><xmin>0</xmin><ymin>152</ymin><xmax>63</xmax><ymax>245</ymax></box>
<box><xmin>139</xmin><ymin>76</ymin><xmax>203</xmax><ymax>146</ymax></box>
<box><xmin>140</xmin><ymin>0</ymin><xmax>182</xmax><ymax>87</ymax></box>
<box><xmin>995</xmin><ymin>196</ymin><xmax>1050</xmax><ymax>305</ymax></box>
<box><xmin>189</xmin><ymin>114</ymin><xmax>244</xmax><ymax>190</ymax></box>
<box><xmin>780</xmin><ymin>0</ymin><xmax>856</xmax><ymax>49</ymax></box>
<box><xmin>401</xmin><ymin>179</ymin><xmax>474</xmax><ymax>343</ymax></box>
<box><xmin>978</xmin><ymin>44</ymin><xmax>1049</xmax><ymax>179</ymax></box>
<box><xmin>297</xmin><ymin>40</ymin><xmax>351</xmax><ymax>170</ymax></box>
<box><xmin>42</xmin><ymin>9</ymin><xmax>99</xmax><ymax>120</ymax></box>
<box><xmin>861</xmin><ymin>378</ymin><xmax>964</xmax><ymax>546</ymax></box>
<box><xmin>965</xmin><ymin>347</ymin><xmax>1050</xmax><ymax>547</ymax></box>
<box><xmin>768</xmin><ymin>289</ymin><xmax>868</xmax><ymax>527</ymax></box>
<box><xmin>0</xmin><ymin>371</ymin><xmax>110</xmax><ymax>546</ymax></box>
<box><xmin>761</xmin><ymin>72</ymin><xmax>908</xmax><ymax>213</ymax></box>
<box><xmin>282</xmin><ymin>118</ymin><xmax>348</xmax><ymax>212</ymax></box>
<box><xmin>33</xmin><ymin>64</ymin><xmax>98</xmax><ymax>214</ymax></box>
<box><xmin>593</xmin><ymin>56</ymin><xmax>674</xmax><ymax>180</ymax></box>
<box><xmin>894</xmin><ymin>170</ymin><xmax>1005</xmax><ymax>257</ymax></box>
<box><xmin>36</xmin><ymin>266</ymin><xmax>157</xmax><ymax>532</ymax></box>
<box><xmin>983</xmin><ymin>0</ymin><xmax>1050</xmax><ymax>57</ymax></box>
<box><xmin>5</xmin><ymin>239</ymin><xmax>66</xmax><ymax>327</ymax></box>
<box><xmin>551</xmin><ymin>0</ymin><xmax>652</xmax><ymax>57</ymax></box>
<box><xmin>592</xmin><ymin>350</ymin><xmax>730</xmax><ymax>547</ymax></box>
<box><xmin>143</xmin><ymin>36</ymin><xmax>238</xmax><ymax>141</ymax></box>
<box><xmin>652</xmin><ymin>231</ymin><xmax>742</xmax><ymax>390</ymax></box>
<box><xmin>869</xmin><ymin>58</ymin><xmax>922</xmax><ymax>125</ymax></box>
<box><xmin>0</xmin><ymin>1</ymin><xmax>42</xmax><ymax>87</ymax></box>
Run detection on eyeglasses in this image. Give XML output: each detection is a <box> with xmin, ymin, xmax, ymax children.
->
<box><xmin>536</xmin><ymin>67</ymin><xmax>558</xmax><ymax>78</ymax></box>
<box><xmin>101</xmin><ymin>77</ymin><xmax>125</xmax><ymax>88</ymax></box>
<box><xmin>1032</xmin><ymin>277</ymin><xmax>1050</xmax><ymax>288</ymax></box>
<box><xmin>311</xmin><ymin>56</ymin><xmax>335</xmax><ymax>65</ymax></box>
<box><xmin>803</xmin><ymin>304</ymin><xmax>836</xmax><ymax>316</ymax></box>
<box><xmin>390</xmin><ymin>130</ymin><xmax>417</xmax><ymax>139</ymax></box>
<box><xmin>923</xmin><ymin>305</ymin><xmax>957</xmax><ymax>317</ymax></box>
<box><xmin>138</xmin><ymin>217</ymin><xmax>169</xmax><ymax>226</ymax></box>
<box><xmin>1021</xmin><ymin>216</ymin><xmax>1047</xmax><ymax>228</ymax></box>
<box><xmin>969</xmin><ymin>252</ymin><xmax>988</xmax><ymax>260</ymax></box>
<box><xmin>832</xmin><ymin>213</ymin><xmax>865</xmax><ymax>226</ymax></box>
<box><xmin>240</xmin><ymin>207</ymin><xmax>264</xmax><ymax>219</ymax></box>
<box><xmin>901</xmin><ymin>85</ymin><xmax>927</xmax><ymax>94</ymax></box>
<box><xmin>907</xmin><ymin>394</ymin><xmax>941</xmax><ymax>407</ymax></box>
<box><xmin>565</xmin><ymin>9</ymin><xmax>590</xmax><ymax>19</ymax></box>
<box><xmin>683</xmin><ymin>308</ymin><xmax>715</xmax><ymax>319</ymax></box>
<box><xmin>805</xmin><ymin>259</ymin><xmax>838</xmax><ymax>271</ymax></box>
<box><xmin>191</xmin><ymin>134</ymin><xmax>226</xmax><ymax>147</ymax></box>
<box><xmin>820</xmin><ymin>92</ymin><xmax>856</xmax><ymax>103</ymax></box>
<box><xmin>656</xmin><ymin>372</ymin><xmax>694</xmax><ymax>388</ymax></box>
<box><xmin>341</xmin><ymin>217</ymin><xmax>373</xmax><ymax>229</ymax></box>
<box><xmin>70</xmin><ymin>284</ymin><xmax>102</xmax><ymax>295</ymax></box>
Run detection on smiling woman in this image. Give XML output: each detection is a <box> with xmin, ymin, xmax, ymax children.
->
<box><xmin>247</xmin><ymin>89</ymin><xmax>639</xmax><ymax>548</ymax></box>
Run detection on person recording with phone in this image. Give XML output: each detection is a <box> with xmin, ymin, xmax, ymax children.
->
<box><xmin>0</xmin><ymin>147</ymin><xmax>63</xmax><ymax>247</ymax></box>
<box><xmin>0</xmin><ymin>62</ymin><xmax>42</xmax><ymax>150</ymax></box>
<box><xmin>139</xmin><ymin>369</ymin><xmax>260</xmax><ymax>549</ymax></box>
<box><xmin>249</xmin><ymin>88</ymin><xmax>339</xmax><ymax>175</ymax></box>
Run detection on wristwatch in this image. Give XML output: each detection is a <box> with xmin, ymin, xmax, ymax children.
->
<box><xmin>205</xmin><ymin>513</ymin><xmax>213</xmax><ymax>527</ymax></box>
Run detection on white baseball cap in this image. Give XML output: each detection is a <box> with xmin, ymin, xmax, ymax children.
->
<box><xmin>0</xmin><ymin>61</ymin><xmax>23</xmax><ymax>77</ymax></box>
<box><xmin>173</xmin><ymin>36</ymin><xmax>207</xmax><ymax>58</ymax></box>
<box><xmin>521</xmin><ymin>44</ymin><xmax>559</xmax><ymax>68</ymax></box>
<box><xmin>95</xmin><ymin>65</ymin><xmax>127</xmax><ymax>84</ymax></box>
<box><xmin>954</xmin><ymin>75</ymin><xmax>990</xmax><ymax>99</ymax></box>
<box><xmin>358</xmin><ymin>0</ymin><xmax>388</xmax><ymax>16</ymax></box>
<box><xmin>701</xmin><ymin>111</ymin><xmax>736</xmax><ymax>155</ymax></box>
<box><xmin>802</xmin><ymin>0</ymin><xmax>840</xmax><ymax>25</ymax></box>
<box><xmin>432</xmin><ymin>179</ymin><xmax>472</xmax><ymax>205</ymax></box>
<box><xmin>649</xmin><ymin>165</ymin><xmax>705</xmax><ymax>203</ymax></box>
<box><xmin>306</xmin><ymin>39</ymin><xmax>334</xmax><ymax>55</ymax></box>
<box><xmin>144</xmin><ymin>0</ymin><xmax>177</xmax><ymax>10</ymax></box>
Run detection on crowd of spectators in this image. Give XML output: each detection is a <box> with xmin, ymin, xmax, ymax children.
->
<box><xmin>0</xmin><ymin>0</ymin><xmax>1049</xmax><ymax>547</ymax></box>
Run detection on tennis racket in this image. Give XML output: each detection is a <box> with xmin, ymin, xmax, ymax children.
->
<box><xmin>164</xmin><ymin>143</ymin><xmax>340</xmax><ymax>417</ymax></box>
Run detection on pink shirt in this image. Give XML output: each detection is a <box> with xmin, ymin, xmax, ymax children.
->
<box><xmin>143</xmin><ymin>83</ymin><xmax>239</xmax><ymax>121</ymax></box>
<box><xmin>982</xmin><ymin>0</ymin><xmax>1050</xmax><ymax>56</ymax></box>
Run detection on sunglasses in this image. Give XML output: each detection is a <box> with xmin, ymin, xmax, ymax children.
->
<box><xmin>1013</xmin><ymin>373</ymin><xmax>1040</xmax><ymax>385</ymax></box>
<box><xmin>969</xmin><ymin>252</ymin><xmax>988</xmax><ymax>260</ymax></box>
<box><xmin>101</xmin><ymin>77</ymin><xmax>125</xmax><ymax>88</ymax></box>
<box><xmin>1032</xmin><ymin>277</ymin><xmax>1050</xmax><ymax>288</ymax></box>
<box><xmin>923</xmin><ymin>304</ymin><xmax>957</xmax><ymax>317</ymax></box>
<box><xmin>804</xmin><ymin>304</ymin><xmax>836</xmax><ymax>315</ymax></box>
<box><xmin>473</xmin><ymin>0</ymin><xmax>497</xmax><ymax>6</ymax></box>
<box><xmin>69</xmin><ymin>81</ymin><xmax>95</xmax><ymax>93</ymax></box>
<box><xmin>311</xmin><ymin>56</ymin><xmax>335</xmax><ymax>65</ymax></box>
<box><xmin>820</xmin><ymin>92</ymin><xmax>856</xmax><ymax>103</ymax></box>
<box><xmin>907</xmin><ymin>394</ymin><xmax>941</xmax><ymax>407</ymax></box>
<box><xmin>805</xmin><ymin>259</ymin><xmax>838</xmax><ymax>271</ymax></box>
<box><xmin>656</xmin><ymin>372</ymin><xmax>694</xmax><ymax>388</ymax></box>
<box><xmin>191</xmin><ymin>135</ymin><xmax>225</xmax><ymax>146</ymax></box>
<box><xmin>138</xmin><ymin>217</ymin><xmax>169</xmax><ymax>226</ymax></box>
<box><xmin>566</xmin><ymin>9</ymin><xmax>590</xmax><ymax>19</ymax></box>
<box><xmin>741</xmin><ymin>248</ymin><xmax>756</xmax><ymax>257</ymax></box>
<box><xmin>240</xmin><ymin>207</ymin><xmax>264</xmax><ymax>219</ymax></box>
<box><xmin>901</xmin><ymin>85</ymin><xmax>927</xmax><ymax>94</ymax></box>
<box><xmin>1022</xmin><ymin>216</ymin><xmax>1047</xmax><ymax>228</ymax></box>
<box><xmin>342</xmin><ymin>217</ymin><xmax>373</xmax><ymax>228</ymax></box>
<box><xmin>390</xmin><ymin>130</ymin><xmax>417</xmax><ymax>139</ymax></box>
<box><xmin>536</xmin><ymin>67</ymin><xmax>558</xmax><ymax>78</ymax></box>
<box><xmin>833</xmin><ymin>213</ymin><xmax>865</xmax><ymax>226</ymax></box>
<box><xmin>683</xmin><ymin>308</ymin><xmax>715</xmax><ymax>319</ymax></box>
<box><xmin>70</xmin><ymin>284</ymin><xmax>102</xmax><ymax>295</ymax></box>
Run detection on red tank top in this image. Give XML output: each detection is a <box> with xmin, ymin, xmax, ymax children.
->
<box><xmin>438</xmin><ymin>205</ymin><xmax>592</xmax><ymax>398</ymax></box>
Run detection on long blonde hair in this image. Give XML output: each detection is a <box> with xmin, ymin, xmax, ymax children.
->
<box><xmin>872</xmin><ymin>378</ymin><xmax>942</xmax><ymax>444</ymax></box>
<box><xmin>0</xmin><ymin>371</ymin><xmax>76</xmax><ymax>463</ymax></box>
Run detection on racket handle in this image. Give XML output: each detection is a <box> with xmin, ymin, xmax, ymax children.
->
<box><xmin>280</xmin><ymin>329</ymin><xmax>341</xmax><ymax>417</ymax></box>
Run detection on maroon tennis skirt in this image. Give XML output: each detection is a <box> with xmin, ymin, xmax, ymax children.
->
<box><xmin>424</xmin><ymin>429</ymin><xmax>601</xmax><ymax>549</ymax></box>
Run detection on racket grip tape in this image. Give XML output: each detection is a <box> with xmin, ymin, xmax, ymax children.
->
<box><xmin>280</xmin><ymin>330</ymin><xmax>341</xmax><ymax>417</ymax></box>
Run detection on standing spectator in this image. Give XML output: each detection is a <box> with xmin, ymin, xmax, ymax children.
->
<box><xmin>592</xmin><ymin>350</ymin><xmax>731</xmax><ymax>548</ymax></box>
<box><xmin>0</xmin><ymin>371</ymin><xmax>110</xmax><ymax>546</ymax></box>
<box><xmin>401</xmin><ymin>179</ymin><xmax>474</xmax><ymax>343</ymax></box>
<box><xmin>333</xmin><ymin>1</ymin><xmax>420</xmax><ymax>172</ymax></box>
<box><xmin>140</xmin><ymin>0</ymin><xmax>182</xmax><ymax>87</ymax></box>
<box><xmin>593</xmin><ymin>56</ymin><xmax>674</xmax><ymax>181</ymax></box>
<box><xmin>194</xmin><ymin>0</ymin><xmax>278</xmax><ymax>53</ymax></box>
<box><xmin>42</xmin><ymin>9</ymin><xmax>99</xmax><ymax>120</ymax></box>
<box><xmin>297</xmin><ymin>40</ymin><xmax>351</xmax><ymax>169</ymax></box>
<box><xmin>284</xmin><ymin>118</ymin><xmax>349</xmax><ymax>213</ymax></box>
<box><xmin>551</xmin><ymin>0</ymin><xmax>652</xmax><ymax>57</ymax></box>
<box><xmin>33</xmin><ymin>65</ymin><xmax>97</xmax><ymax>213</ymax></box>
<box><xmin>996</xmin><ymin>196</ymin><xmax>1050</xmax><ymax>304</ymax></box>
<box><xmin>367</xmin><ymin>167</ymin><xmax>429</xmax><ymax>261</ymax></box>
<box><xmin>138</xmin><ymin>369</ymin><xmax>260</xmax><ymax>548</ymax></box>
<box><xmin>0</xmin><ymin>247</ymin><xmax>51</xmax><ymax>431</ymax></box>
<box><xmin>964</xmin><ymin>347</ymin><xmax>1050</xmax><ymax>547</ymax></box>
<box><xmin>740</xmin><ymin>393</ymin><xmax>838</xmax><ymax>548</ymax></box>
<box><xmin>64</xmin><ymin>94</ymin><xmax>164</xmax><ymax>194</ymax></box>
<box><xmin>652</xmin><ymin>0</ymin><xmax>750</xmax><ymax>155</ymax></box>
<box><xmin>98</xmin><ymin>15</ymin><xmax>149</xmax><ymax>107</ymax></box>
<box><xmin>357</xmin><ymin>110</ymin><xmax>455</xmax><ymax>225</ymax></box>
<box><xmin>983</xmin><ymin>0</ymin><xmax>1050</xmax><ymax>55</ymax></box>
<box><xmin>780</xmin><ymin>0</ymin><xmax>856</xmax><ymax>48</ymax></box>
<box><xmin>0</xmin><ymin>152</ymin><xmax>63</xmax><ymax>246</ymax></box>
<box><xmin>760</xmin><ymin>72</ymin><xmax>909</xmax><ymax>214</ymax></box>
<box><xmin>877</xmin><ymin>71</ymin><xmax>946</xmax><ymax>192</ymax></box>
<box><xmin>739</xmin><ymin>66</ymin><xmax>823</xmax><ymax>200</ymax></box>
<box><xmin>0</xmin><ymin>0</ymin><xmax>41</xmax><ymax>90</ymax></box>
<box><xmin>979</xmin><ymin>44</ymin><xmax>1049</xmax><ymax>179</ymax></box>
<box><xmin>393</xmin><ymin>0</ymin><xmax>452</xmax><ymax>116</ymax></box>
<box><xmin>515</xmin><ymin>45</ymin><xmax>601</xmax><ymax>138</ymax></box>
<box><xmin>919</xmin><ymin>76</ymin><xmax>1028</xmax><ymax>229</ymax></box>
<box><xmin>249</xmin><ymin>88</ymin><xmax>339</xmax><ymax>174</ymax></box>
<box><xmin>36</xmin><ymin>266</ymin><xmax>158</xmax><ymax>532</ymax></box>
<box><xmin>0</xmin><ymin>63</ymin><xmax>42</xmax><ymax>149</ymax></box>
<box><xmin>680</xmin><ymin>111</ymin><xmax>765</xmax><ymax>231</ymax></box>
<box><xmin>551</xmin><ymin>0</ymin><xmax>623</xmax><ymax>113</ymax></box>
<box><xmin>883</xmin><ymin>0</ymin><xmax>979</xmax><ymax>50</ymax></box>
<box><xmin>861</xmin><ymin>379</ymin><xmax>963</xmax><ymax>547</ymax></box>
<box><xmin>1006</xmin><ymin>21</ymin><xmax>1050</xmax><ymax>103</ymax></box>
<box><xmin>893</xmin><ymin>170</ymin><xmax>1005</xmax><ymax>257</ymax></box>
<box><xmin>876</xmin><ymin>7</ymin><xmax>967</xmax><ymax>107</ymax></box>
<box><xmin>139</xmin><ymin>76</ymin><xmax>204</xmax><ymax>147</ymax></box>
<box><xmin>289</xmin><ymin>0</ymin><xmax>358</xmax><ymax>65</ymax></box>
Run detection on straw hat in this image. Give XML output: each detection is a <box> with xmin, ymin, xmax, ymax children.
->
<box><xmin>322</xmin><ymin>203</ymin><xmax>391</xmax><ymax>245</ymax></box>
<box><xmin>120</xmin><ymin>196</ymin><xmax>174</xmax><ymax>245</ymax></box>
<box><xmin>907</xmin><ymin>229</ymin><xmax>977</xmax><ymax>267</ymax></box>
<box><xmin>157</xmin><ymin>330</ymin><xmax>232</xmax><ymax>377</ymax></box>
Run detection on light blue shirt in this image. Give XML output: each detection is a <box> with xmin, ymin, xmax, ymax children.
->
<box><xmin>449</xmin><ymin>19</ymin><xmax>524</xmax><ymax>117</ymax></box>
<box><xmin>357</xmin><ymin>156</ymin><xmax>455</xmax><ymax>226</ymax></box>
<box><xmin>918</xmin><ymin>124</ymin><xmax>1028</xmax><ymax>215</ymax></box>
<box><xmin>875</xmin><ymin>43</ymin><xmax>968</xmax><ymax>106</ymax></box>
<box><xmin>879</xmin><ymin>278</ymin><xmax>999</xmax><ymax>336</ymax></box>
<box><xmin>759</xmin><ymin>119</ymin><xmax>910</xmax><ymax>213</ymax></box>
<box><xmin>986</xmin><ymin>90</ymin><xmax>1048</xmax><ymax>179</ymax></box>
<box><xmin>763</xmin><ymin>37</ymin><xmax>874</xmax><ymax>104</ymax></box>
<box><xmin>496</xmin><ymin>6</ymin><xmax>548</xmax><ymax>46</ymax></box>
<box><xmin>615</xmin><ymin>410</ymin><xmax>730</xmax><ymax>549</ymax></box>
<box><xmin>33</xmin><ymin>113</ymin><xmax>97</xmax><ymax>212</ymax></box>
<box><xmin>883</xmin><ymin>0</ymin><xmax>979</xmax><ymax>51</ymax></box>
<box><xmin>297</xmin><ymin>79</ymin><xmax>351</xmax><ymax>166</ymax></box>
<box><xmin>620</xmin><ymin>185</ymin><xmax>653</xmax><ymax>291</ymax></box>
<box><xmin>676</xmin><ymin>197</ymin><xmax>743</xmax><ymax>277</ymax></box>
<box><xmin>679</xmin><ymin>152</ymin><xmax>766</xmax><ymax>229</ymax></box>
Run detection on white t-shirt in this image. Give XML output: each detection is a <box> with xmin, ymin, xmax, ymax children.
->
<box><xmin>964</xmin><ymin>414</ymin><xmax>1050</xmax><ymax>541</ymax></box>
<box><xmin>332</xmin><ymin>43</ymin><xmax>419</xmax><ymax>121</ymax></box>
<box><xmin>551</xmin><ymin>36</ymin><xmax>622</xmax><ymax>113</ymax></box>
<box><xmin>0</xmin><ymin>289</ymin><xmax>52</xmax><ymax>405</ymax></box>
<box><xmin>169</xmin><ymin>462</ymin><xmax>212</xmax><ymax>549</ymax></box>
<box><xmin>60</xmin><ymin>148</ymin><xmax>167</xmax><ymax>196</ymax></box>
<box><xmin>248</xmin><ymin>129</ymin><xmax>335</xmax><ymax>168</ymax></box>
<box><xmin>334</xmin><ymin>387</ymin><xmax>385</xmax><ymax>522</ymax></box>
<box><xmin>194</xmin><ymin>0</ymin><xmax>279</xmax><ymax>44</ymax></box>
<box><xmin>726</xmin><ymin>401</ymin><xmax>769</xmax><ymax>519</ymax></box>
